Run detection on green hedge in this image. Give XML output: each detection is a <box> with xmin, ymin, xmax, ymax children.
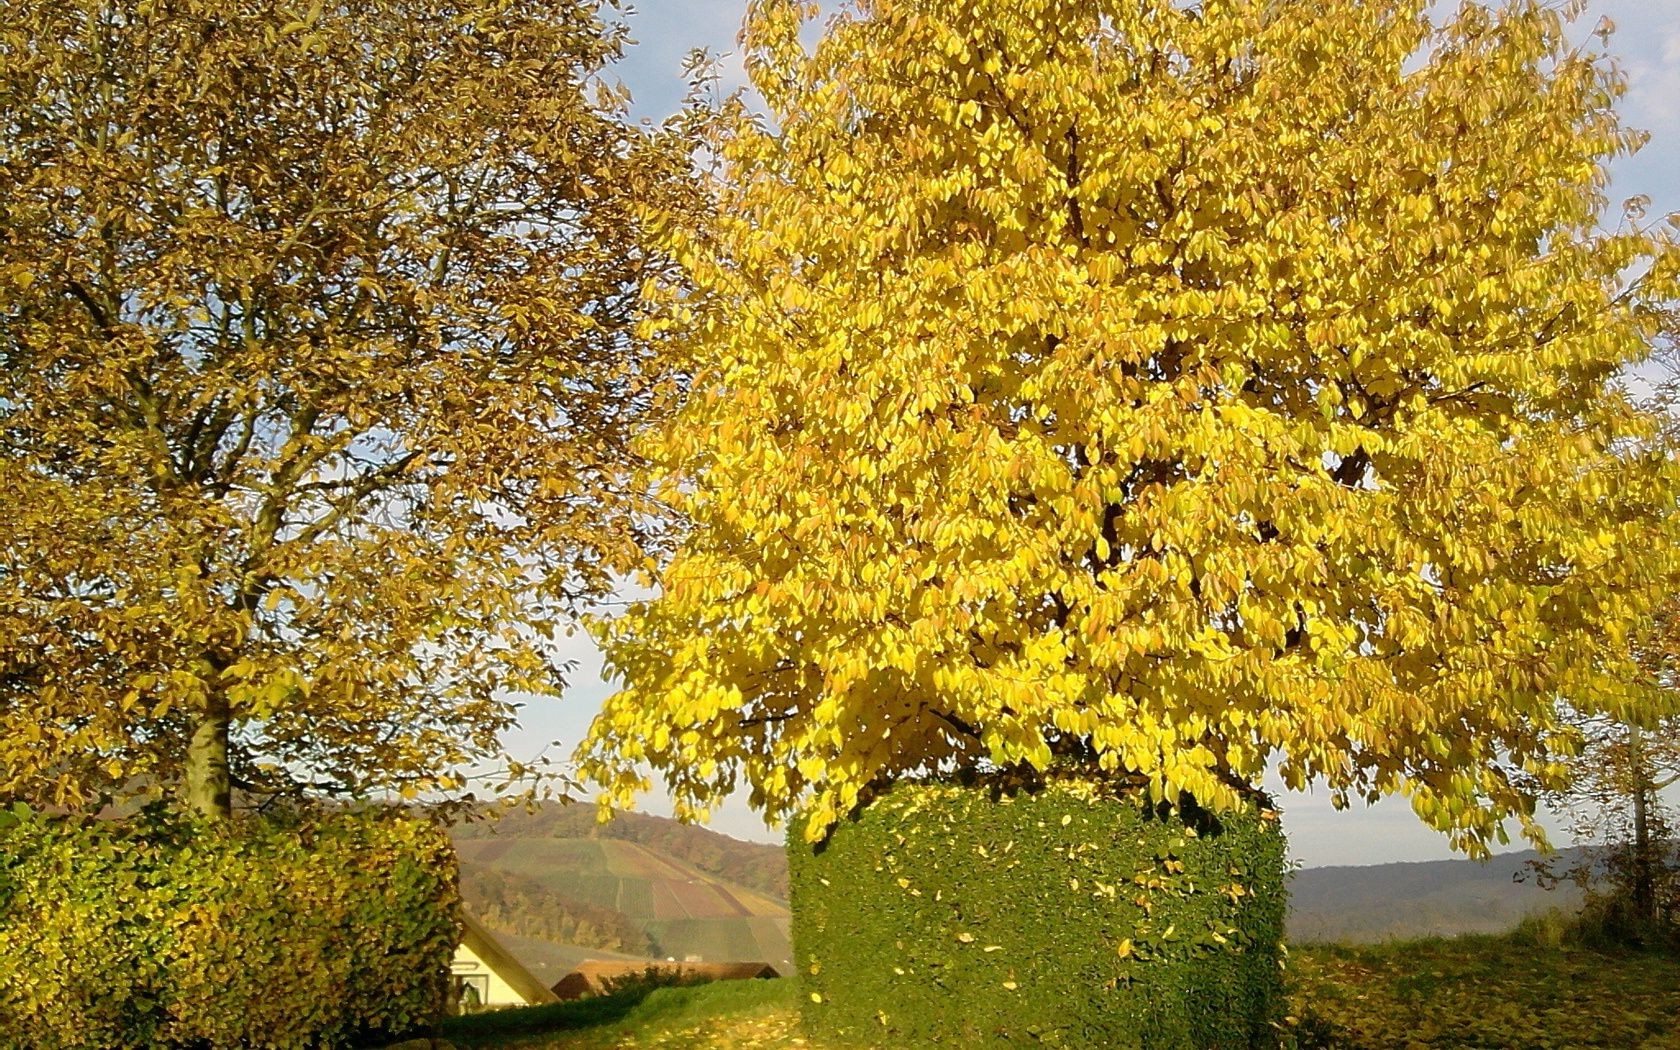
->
<box><xmin>789</xmin><ymin>777</ymin><xmax>1288</xmax><ymax>1049</ymax></box>
<box><xmin>0</xmin><ymin>804</ymin><xmax>459</xmax><ymax>1049</ymax></box>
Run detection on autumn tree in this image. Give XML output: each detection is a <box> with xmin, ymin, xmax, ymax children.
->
<box><xmin>1540</xmin><ymin>703</ymin><xmax>1680</xmax><ymax>932</ymax></box>
<box><xmin>1528</xmin><ymin>318</ymin><xmax>1680</xmax><ymax>934</ymax></box>
<box><xmin>0</xmin><ymin>0</ymin><xmax>696</xmax><ymax>818</ymax></box>
<box><xmin>579</xmin><ymin>0</ymin><xmax>1680</xmax><ymax>853</ymax></box>
<box><xmin>1540</xmin><ymin>338</ymin><xmax>1680</xmax><ymax>931</ymax></box>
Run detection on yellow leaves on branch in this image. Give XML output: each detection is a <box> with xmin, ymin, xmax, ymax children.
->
<box><xmin>576</xmin><ymin>0</ymin><xmax>1680</xmax><ymax>853</ymax></box>
<box><xmin>0</xmin><ymin>0</ymin><xmax>696</xmax><ymax>813</ymax></box>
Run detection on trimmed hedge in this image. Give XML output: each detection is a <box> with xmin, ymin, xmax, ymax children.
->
<box><xmin>789</xmin><ymin>776</ymin><xmax>1287</xmax><ymax>1049</ymax></box>
<box><xmin>0</xmin><ymin>804</ymin><xmax>459</xmax><ymax>1049</ymax></box>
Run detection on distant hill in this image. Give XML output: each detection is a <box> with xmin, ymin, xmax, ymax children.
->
<box><xmin>1287</xmin><ymin>849</ymin><xmax>1588</xmax><ymax>943</ymax></box>
<box><xmin>456</xmin><ymin>804</ymin><xmax>788</xmax><ymax>899</ymax></box>
<box><xmin>453</xmin><ymin>806</ymin><xmax>792</xmax><ymax>973</ymax></box>
<box><xmin>454</xmin><ymin>806</ymin><xmax>1597</xmax><ymax>969</ymax></box>
<box><xmin>459</xmin><ymin>863</ymin><xmax>658</xmax><ymax>956</ymax></box>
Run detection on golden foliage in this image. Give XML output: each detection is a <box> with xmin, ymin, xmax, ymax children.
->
<box><xmin>0</xmin><ymin>0</ymin><xmax>697</xmax><ymax>813</ymax></box>
<box><xmin>579</xmin><ymin>0</ymin><xmax>1680</xmax><ymax>854</ymax></box>
<box><xmin>0</xmin><ymin>807</ymin><xmax>458</xmax><ymax>1047</ymax></box>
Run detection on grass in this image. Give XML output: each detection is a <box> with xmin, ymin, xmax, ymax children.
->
<box><xmin>440</xmin><ymin>979</ymin><xmax>803</xmax><ymax>1049</ymax></box>
<box><xmin>440</xmin><ymin>928</ymin><xmax>1680</xmax><ymax>1049</ymax></box>
<box><xmin>1284</xmin><ymin>923</ymin><xmax>1680</xmax><ymax>1049</ymax></box>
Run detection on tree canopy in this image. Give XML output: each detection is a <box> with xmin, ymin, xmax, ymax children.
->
<box><xmin>1538</xmin><ymin>347</ymin><xmax>1680</xmax><ymax>929</ymax></box>
<box><xmin>579</xmin><ymin>0</ymin><xmax>1680</xmax><ymax>852</ymax></box>
<box><xmin>0</xmin><ymin>0</ymin><xmax>696</xmax><ymax>816</ymax></box>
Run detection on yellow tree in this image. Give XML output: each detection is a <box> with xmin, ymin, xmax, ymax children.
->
<box><xmin>0</xmin><ymin>0</ymin><xmax>697</xmax><ymax>818</ymax></box>
<box><xmin>1522</xmin><ymin>331</ymin><xmax>1680</xmax><ymax>932</ymax></box>
<box><xmin>579</xmin><ymin>0</ymin><xmax>1680</xmax><ymax>852</ymax></box>
<box><xmin>1543</xmin><ymin>701</ymin><xmax>1680</xmax><ymax>929</ymax></box>
<box><xmin>1541</xmin><ymin>339</ymin><xmax>1680</xmax><ymax>928</ymax></box>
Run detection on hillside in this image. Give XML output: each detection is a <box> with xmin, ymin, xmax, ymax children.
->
<box><xmin>1287</xmin><ymin>849</ymin><xmax>1588</xmax><ymax>943</ymax></box>
<box><xmin>454</xmin><ymin>806</ymin><xmax>1598</xmax><ymax>973</ymax></box>
<box><xmin>460</xmin><ymin>864</ymin><xmax>659</xmax><ymax>957</ymax></box>
<box><xmin>456</xmin><ymin>805</ymin><xmax>789</xmax><ymax>899</ymax></box>
<box><xmin>454</xmin><ymin>808</ymin><xmax>792</xmax><ymax>972</ymax></box>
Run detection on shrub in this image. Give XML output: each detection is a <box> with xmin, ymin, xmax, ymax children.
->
<box><xmin>0</xmin><ymin>804</ymin><xmax>459</xmax><ymax>1049</ymax></box>
<box><xmin>789</xmin><ymin>776</ymin><xmax>1288</xmax><ymax>1049</ymax></box>
<box><xmin>1557</xmin><ymin>892</ymin><xmax>1680</xmax><ymax>955</ymax></box>
<box><xmin>598</xmin><ymin>965</ymin><xmax>714</xmax><ymax>999</ymax></box>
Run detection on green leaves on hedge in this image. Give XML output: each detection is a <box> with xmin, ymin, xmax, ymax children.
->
<box><xmin>0</xmin><ymin>807</ymin><xmax>459</xmax><ymax>1049</ymax></box>
<box><xmin>789</xmin><ymin>778</ymin><xmax>1288</xmax><ymax>1048</ymax></box>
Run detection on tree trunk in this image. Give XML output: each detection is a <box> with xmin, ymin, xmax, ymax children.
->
<box><xmin>185</xmin><ymin>691</ymin><xmax>232</xmax><ymax>820</ymax></box>
<box><xmin>1630</xmin><ymin>723</ymin><xmax>1655</xmax><ymax>926</ymax></box>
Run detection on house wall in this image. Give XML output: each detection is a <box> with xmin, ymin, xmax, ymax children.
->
<box><xmin>451</xmin><ymin>943</ymin><xmax>528</xmax><ymax>1008</ymax></box>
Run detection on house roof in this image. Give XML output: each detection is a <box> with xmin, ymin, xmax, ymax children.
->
<box><xmin>550</xmin><ymin>959</ymin><xmax>780</xmax><ymax>1000</ymax></box>
<box><xmin>457</xmin><ymin>911</ymin><xmax>562</xmax><ymax>1005</ymax></box>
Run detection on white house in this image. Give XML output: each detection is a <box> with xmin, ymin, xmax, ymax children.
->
<box><xmin>450</xmin><ymin>912</ymin><xmax>562</xmax><ymax>1011</ymax></box>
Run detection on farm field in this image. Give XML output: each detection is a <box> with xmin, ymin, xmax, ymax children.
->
<box><xmin>442</xmin><ymin>932</ymin><xmax>1680</xmax><ymax>1050</ymax></box>
<box><xmin>455</xmin><ymin>834</ymin><xmax>793</xmax><ymax>969</ymax></box>
<box><xmin>456</xmin><ymin>837</ymin><xmax>787</xmax><ymax>921</ymax></box>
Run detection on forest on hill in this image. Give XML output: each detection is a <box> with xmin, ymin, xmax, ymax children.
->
<box><xmin>1286</xmin><ymin>849</ymin><xmax>1591</xmax><ymax>942</ymax></box>
<box><xmin>456</xmin><ymin>804</ymin><xmax>789</xmax><ymax>899</ymax></box>
<box><xmin>454</xmin><ymin>807</ymin><xmax>792</xmax><ymax>967</ymax></box>
<box><xmin>459</xmin><ymin>865</ymin><xmax>658</xmax><ymax>957</ymax></box>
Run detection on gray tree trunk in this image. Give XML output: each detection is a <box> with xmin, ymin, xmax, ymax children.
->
<box><xmin>185</xmin><ymin>692</ymin><xmax>232</xmax><ymax>820</ymax></box>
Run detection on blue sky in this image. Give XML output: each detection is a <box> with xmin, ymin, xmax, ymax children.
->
<box><xmin>509</xmin><ymin>0</ymin><xmax>1680</xmax><ymax>868</ymax></box>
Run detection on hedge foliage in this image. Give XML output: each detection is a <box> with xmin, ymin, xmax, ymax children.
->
<box><xmin>789</xmin><ymin>777</ymin><xmax>1288</xmax><ymax>1049</ymax></box>
<box><xmin>0</xmin><ymin>804</ymin><xmax>460</xmax><ymax>1049</ymax></box>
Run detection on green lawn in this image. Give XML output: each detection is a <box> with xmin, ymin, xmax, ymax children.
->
<box><xmin>442</xmin><ymin>932</ymin><xmax>1680</xmax><ymax>1049</ymax></box>
<box><xmin>1286</xmin><ymin>934</ymin><xmax>1680</xmax><ymax>1049</ymax></box>
<box><xmin>440</xmin><ymin>979</ymin><xmax>804</xmax><ymax>1049</ymax></box>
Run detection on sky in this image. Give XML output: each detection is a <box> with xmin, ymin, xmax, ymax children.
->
<box><xmin>505</xmin><ymin>0</ymin><xmax>1680</xmax><ymax>869</ymax></box>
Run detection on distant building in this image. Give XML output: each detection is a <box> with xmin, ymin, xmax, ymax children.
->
<box><xmin>550</xmin><ymin>959</ymin><xmax>780</xmax><ymax>1001</ymax></box>
<box><xmin>451</xmin><ymin>912</ymin><xmax>563</xmax><ymax>1010</ymax></box>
